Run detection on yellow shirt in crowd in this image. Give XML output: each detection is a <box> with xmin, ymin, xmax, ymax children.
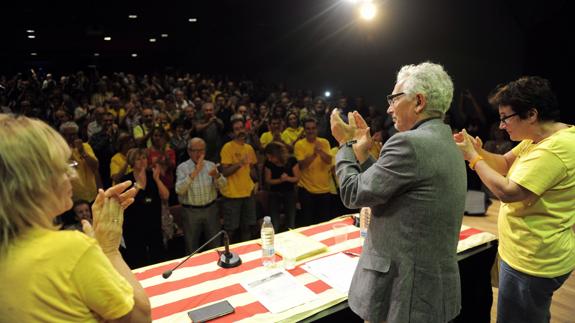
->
<box><xmin>281</xmin><ymin>127</ymin><xmax>304</xmax><ymax>145</ymax></box>
<box><xmin>294</xmin><ymin>137</ymin><xmax>332</xmax><ymax>194</ymax></box>
<box><xmin>110</xmin><ymin>152</ymin><xmax>132</xmax><ymax>185</ymax></box>
<box><xmin>71</xmin><ymin>143</ymin><xmax>99</xmax><ymax>202</ymax></box>
<box><xmin>259</xmin><ymin>131</ymin><xmax>291</xmax><ymax>148</ymax></box>
<box><xmin>0</xmin><ymin>227</ymin><xmax>134</xmax><ymax>322</ymax></box>
<box><xmin>220</xmin><ymin>140</ymin><xmax>258</xmax><ymax>198</ymax></box>
<box><xmin>499</xmin><ymin>126</ymin><xmax>575</xmax><ymax>278</ymax></box>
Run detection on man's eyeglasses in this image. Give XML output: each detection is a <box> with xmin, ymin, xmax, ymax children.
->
<box><xmin>387</xmin><ymin>92</ymin><xmax>405</xmax><ymax>106</ymax></box>
<box><xmin>499</xmin><ymin>112</ymin><xmax>519</xmax><ymax>125</ymax></box>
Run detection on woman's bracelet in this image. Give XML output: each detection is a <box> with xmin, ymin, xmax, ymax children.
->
<box><xmin>468</xmin><ymin>155</ymin><xmax>484</xmax><ymax>171</ymax></box>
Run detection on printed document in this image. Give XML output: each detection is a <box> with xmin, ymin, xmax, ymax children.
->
<box><xmin>241</xmin><ymin>269</ymin><xmax>318</xmax><ymax>313</ymax></box>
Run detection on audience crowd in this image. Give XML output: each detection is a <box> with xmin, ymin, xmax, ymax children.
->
<box><xmin>0</xmin><ymin>70</ymin><xmax>510</xmax><ymax>268</ymax></box>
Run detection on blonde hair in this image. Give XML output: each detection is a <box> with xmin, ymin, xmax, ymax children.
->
<box><xmin>0</xmin><ymin>114</ymin><xmax>71</xmax><ymax>253</ymax></box>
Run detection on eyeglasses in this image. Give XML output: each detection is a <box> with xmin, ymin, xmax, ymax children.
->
<box><xmin>499</xmin><ymin>112</ymin><xmax>519</xmax><ymax>125</ymax></box>
<box><xmin>387</xmin><ymin>92</ymin><xmax>405</xmax><ymax>106</ymax></box>
<box><xmin>66</xmin><ymin>160</ymin><xmax>79</xmax><ymax>177</ymax></box>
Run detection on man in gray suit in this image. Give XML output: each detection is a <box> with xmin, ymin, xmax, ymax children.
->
<box><xmin>331</xmin><ymin>62</ymin><xmax>467</xmax><ymax>323</ymax></box>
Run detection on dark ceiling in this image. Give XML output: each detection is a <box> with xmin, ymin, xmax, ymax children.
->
<box><xmin>0</xmin><ymin>0</ymin><xmax>571</xmax><ymax>119</ymax></box>
<box><xmin>1</xmin><ymin>0</ymin><xmax>336</xmax><ymax>72</ymax></box>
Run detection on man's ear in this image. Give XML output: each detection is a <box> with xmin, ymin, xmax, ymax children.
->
<box><xmin>528</xmin><ymin>108</ymin><xmax>539</xmax><ymax>122</ymax></box>
<box><xmin>415</xmin><ymin>94</ymin><xmax>426</xmax><ymax>114</ymax></box>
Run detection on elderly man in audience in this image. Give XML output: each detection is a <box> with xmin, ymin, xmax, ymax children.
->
<box><xmin>87</xmin><ymin>106</ymin><xmax>106</xmax><ymax>139</ymax></box>
<box><xmin>176</xmin><ymin>138</ymin><xmax>227</xmax><ymax>253</ymax></box>
<box><xmin>60</xmin><ymin>121</ymin><xmax>101</xmax><ymax>203</ymax></box>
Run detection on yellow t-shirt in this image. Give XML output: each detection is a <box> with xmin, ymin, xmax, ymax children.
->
<box><xmin>294</xmin><ymin>138</ymin><xmax>332</xmax><ymax>194</ymax></box>
<box><xmin>282</xmin><ymin>127</ymin><xmax>304</xmax><ymax>145</ymax></box>
<box><xmin>220</xmin><ymin>141</ymin><xmax>258</xmax><ymax>198</ymax></box>
<box><xmin>110</xmin><ymin>152</ymin><xmax>132</xmax><ymax>185</ymax></box>
<box><xmin>259</xmin><ymin>131</ymin><xmax>291</xmax><ymax>148</ymax></box>
<box><xmin>71</xmin><ymin>143</ymin><xmax>99</xmax><ymax>202</ymax></box>
<box><xmin>132</xmin><ymin>124</ymin><xmax>153</xmax><ymax>148</ymax></box>
<box><xmin>499</xmin><ymin>126</ymin><xmax>575</xmax><ymax>277</ymax></box>
<box><xmin>0</xmin><ymin>227</ymin><xmax>134</xmax><ymax>322</ymax></box>
<box><xmin>108</xmin><ymin>107</ymin><xmax>126</xmax><ymax>121</ymax></box>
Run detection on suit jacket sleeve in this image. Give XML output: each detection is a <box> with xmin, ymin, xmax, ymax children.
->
<box><xmin>335</xmin><ymin>133</ymin><xmax>418</xmax><ymax>210</ymax></box>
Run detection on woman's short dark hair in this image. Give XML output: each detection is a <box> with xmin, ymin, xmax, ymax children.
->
<box><xmin>488</xmin><ymin>76</ymin><xmax>559</xmax><ymax>122</ymax></box>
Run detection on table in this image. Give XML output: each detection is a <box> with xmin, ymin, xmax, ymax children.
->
<box><xmin>135</xmin><ymin>216</ymin><xmax>497</xmax><ymax>322</ymax></box>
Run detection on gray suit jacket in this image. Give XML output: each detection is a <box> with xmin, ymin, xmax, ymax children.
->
<box><xmin>336</xmin><ymin>118</ymin><xmax>467</xmax><ymax>323</ymax></box>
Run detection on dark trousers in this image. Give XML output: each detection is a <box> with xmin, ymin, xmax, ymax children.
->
<box><xmin>298</xmin><ymin>188</ymin><xmax>331</xmax><ymax>227</ymax></box>
<box><xmin>268</xmin><ymin>190</ymin><xmax>296</xmax><ymax>233</ymax></box>
<box><xmin>122</xmin><ymin>228</ymin><xmax>166</xmax><ymax>269</ymax></box>
<box><xmin>497</xmin><ymin>259</ymin><xmax>571</xmax><ymax>323</ymax></box>
<box><xmin>181</xmin><ymin>203</ymin><xmax>221</xmax><ymax>254</ymax></box>
<box><xmin>221</xmin><ymin>195</ymin><xmax>257</xmax><ymax>243</ymax></box>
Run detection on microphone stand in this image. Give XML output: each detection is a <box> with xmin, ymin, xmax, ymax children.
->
<box><xmin>162</xmin><ymin>230</ymin><xmax>241</xmax><ymax>279</ymax></box>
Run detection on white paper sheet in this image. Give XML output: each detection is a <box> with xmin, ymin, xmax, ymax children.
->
<box><xmin>301</xmin><ymin>252</ymin><xmax>359</xmax><ymax>294</ymax></box>
<box><xmin>240</xmin><ymin>269</ymin><xmax>318</xmax><ymax>314</ymax></box>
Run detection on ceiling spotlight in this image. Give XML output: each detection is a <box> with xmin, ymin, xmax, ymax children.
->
<box><xmin>325</xmin><ymin>91</ymin><xmax>331</xmax><ymax>98</ymax></box>
<box><xmin>131</xmin><ymin>53</ymin><xmax>138</xmax><ymax>57</ymax></box>
<box><xmin>27</xmin><ymin>35</ymin><xmax>36</xmax><ymax>39</ymax></box>
<box><xmin>128</xmin><ymin>14</ymin><xmax>138</xmax><ymax>19</ymax></box>
<box><xmin>161</xmin><ymin>34</ymin><xmax>169</xmax><ymax>38</ymax></box>
<box><xmin>104</xmin><ymin>36</ymin><xmax>112</xmax><ymax>41</ymax></box>
<box><xmin>26</xmin><ymin>29</ymin><xmax>35</xmax><ymax>33</ymax></box>
<box><xmin>94</xmin><ymin>53</ymin><xmax>100</xmax><ymax>57</ymax></box>
<box><xmin>359</xmin><ymin>2</ymin><xmax>377</xmax><ymax>21</ymax></box>
<box><xmin>149</xmin><ymin>38</ymin><xmax>157</xmax><ymax>43</ymax></box>
<box><xmin>30</xmin><ymin>52</ymin><xmax>37</xmax><ymax>56</ymax></box>
<box><xmin>188</xmin><ymin>18</ymin><xmax>197</xmax><ymax>22</ymax></box>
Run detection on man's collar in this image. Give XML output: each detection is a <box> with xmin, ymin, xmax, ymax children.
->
<box><xmin>410</xmin><ymin>116</ymin><xmax>442</xmax><ymax>130</ymax></box>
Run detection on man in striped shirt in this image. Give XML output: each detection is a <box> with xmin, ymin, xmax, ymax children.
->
<box><xmin>175</xmin><ymin>137</ymin><xmax>227</xmax><ymax>253</ymax></box>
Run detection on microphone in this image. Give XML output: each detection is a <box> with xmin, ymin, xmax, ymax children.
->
<box><xmin>162</xmin><ymin>230</ymin><xmax>241</xmax><ymax>279</ymax></box>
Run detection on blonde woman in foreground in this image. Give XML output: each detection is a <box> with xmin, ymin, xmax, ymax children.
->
<box><xmin>0</xmin><ymin>114</ymin><xmax>151</xmax><ymax>322</ymax></box>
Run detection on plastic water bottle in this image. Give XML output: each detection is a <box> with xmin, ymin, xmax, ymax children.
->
<box><xmin>261</xmin><ymin>216</ymin><xmax>275</xmax><ymax>267</ymax></box>
<box><xmin>360</xmin><ymin>207</ymin><xmax>371</xmax><ymax>239</ymax></box>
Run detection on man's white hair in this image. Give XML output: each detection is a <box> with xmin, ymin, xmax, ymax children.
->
<box><xmin>397</xmin><ymin>62</ymin><xmax>454</xmax><ymax>115</ymax></box>
<box><xmin>59</xmin><ymin>121</ymin><xmax>79</xmax><ymax>133</ymax></box>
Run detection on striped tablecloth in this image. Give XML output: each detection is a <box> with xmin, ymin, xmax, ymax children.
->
<box><xmin>134</xmin><ymin>217</ymin><xmax>497</xmax><ymax>322</ymax></box>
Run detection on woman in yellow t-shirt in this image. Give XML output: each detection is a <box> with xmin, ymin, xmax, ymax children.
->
<box><xmin>282</xmin><ymin>112</ymin><xmax>304</xmax><ymax>146</ymax></box>
<box><xmin>454</xmin><ymin>77</ymin><xmax>574</xmax><ymax>323</ymax></box>
<box><xmin>0</xmin><ymin>114</ymin><xmax>151</xmax><ymax>322</ymax></box>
